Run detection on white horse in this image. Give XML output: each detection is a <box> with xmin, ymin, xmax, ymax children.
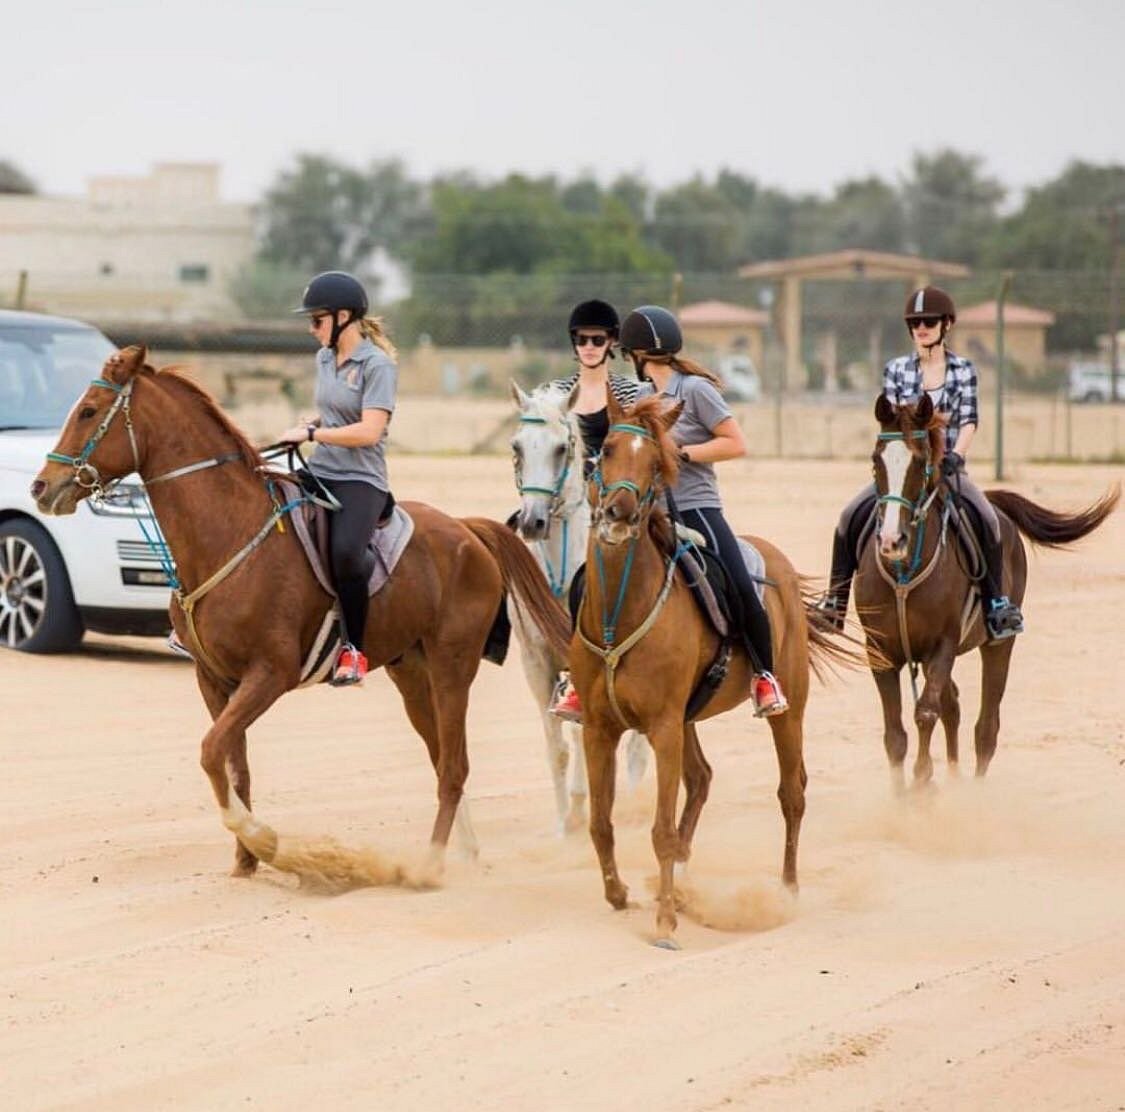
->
<box><xmin>508</xmin><ymin>381</ymin><xmax>648</xmax><ymax>833</ymax></box>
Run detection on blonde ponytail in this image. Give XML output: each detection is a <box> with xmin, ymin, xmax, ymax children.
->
<box><xmin>359</xmin><ymin>316</ymin><xmax>398</xmax><ymax>362</ymax></box>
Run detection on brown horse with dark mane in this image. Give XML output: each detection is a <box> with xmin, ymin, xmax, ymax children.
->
<box><xmin>571</xmin><ymin>394</ymin><xmax>856</xmax><ymax>947</ymax></box>
<box><xmin>857</xmin><ymin>394</ymin><xmax>1118</xmax><ymax>786</ymax></box>
<box><xmin>31</xmin><ymin>346</ymin><xmax>571</xmax><ymax>882</ymax></box>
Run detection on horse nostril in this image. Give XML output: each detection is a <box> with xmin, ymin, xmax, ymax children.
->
<box><xmin>29</xmin><ymin>479</ymin><xmax>46</xmax><ymax>499</ymax></box>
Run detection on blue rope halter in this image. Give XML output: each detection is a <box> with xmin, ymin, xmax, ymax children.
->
<box><xmin>876</xmin><ymin>429</ymin><xmax>936</xmax><ymax>585</ymax></box>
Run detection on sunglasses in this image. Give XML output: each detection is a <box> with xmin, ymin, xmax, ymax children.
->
<box><xmin>574</xmin><ymin>333</ymin><xmax>609</xmax><ymax>348</ymax></box>
<box><xmin>909</xmin><ymin>316</ymin><xmax>942</xmax><ymax>330</ymax></box>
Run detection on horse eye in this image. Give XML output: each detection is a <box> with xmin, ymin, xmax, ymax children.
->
<box><xmin>602</xmin><ymin>444</ymin><xmax>613</xmax><ymax>459</ymax></box>
<box><xmin>79</xmin><ymin>406</ymin><xmax>96</xmax><ymax>420</ymax></box>
<box><xmin>554</xmin><ymin>445</ymin><xmax>565</xmax><ymax>459</ymax></box>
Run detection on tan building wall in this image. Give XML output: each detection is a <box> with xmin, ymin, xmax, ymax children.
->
<box><xmin>0</xmin><ymin>164</ymin><xmax>255</xmax><ymax>322</ymax></box>
<box><xmin>956</xmin><ymin>324</ymin><xmax>1048</xmax><ymax>375</ymax></box>
<box><xmin>681</xmin><ymin>323</ymin><xmax>765</xmax><ymax>368</ymax></box>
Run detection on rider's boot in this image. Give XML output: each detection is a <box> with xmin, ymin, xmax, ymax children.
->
<box><xmin>814</xmin><ymin>532</ymin><xmax>853</xmax><ymax>632</ymax></box>
<box><xmin>331</xmin><ymin>643</ymin><xmax>369</xmax><ymax>686</ymax></box>
<box><xmin>752</xmin><ymin>671</ymin><xmax>789</xmax><ymax>718</ymax></box>
<box><xmin>549</xmin><ymin>671</ymin><xmax>583</xmax><ymax>723</ymax></box>
<box><xmin>980</xmin><ymin>531</ymin><xmax>1024</xmax><ymax>640</ymax></box>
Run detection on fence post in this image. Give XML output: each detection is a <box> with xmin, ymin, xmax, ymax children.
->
<box><xmin>15</xmin><ymin>270</ymin><xmax>28</xmax><ymax>309</ymax></box>
<box><xmin>994</xmin><ymin>271</ymin><xmax>1012</xmax><ymax>481</ymax></box>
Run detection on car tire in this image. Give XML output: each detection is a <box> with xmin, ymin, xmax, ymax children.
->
<box><xmin>0</xmin><ymin>518</ymin><xmax>84</xmax><ymax>653</ymax></box>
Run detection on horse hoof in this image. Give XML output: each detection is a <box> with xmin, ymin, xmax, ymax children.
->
<box><xmin>230</xmin><ymin>860</ymin><xmax>257</xmax><ymax>879</ymax></box>
<box><xmin>652</xmin><ymin>937</ymin><xmax>682</xmax><ymax>951</ymax></box>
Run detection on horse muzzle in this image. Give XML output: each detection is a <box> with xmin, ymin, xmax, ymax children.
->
<box><xmin>879</xmin><ymin>531</ymin><xmax>908</xmax><ymax>561</ymax></box>
<box><xmin>515</xmin><ymin>502</ymin><xmax>550</xmax><ymax>541</ymax></box>
<box><xmin>31</xmin><ymin>473</ymin><xmax>81</xmax><ymax>516</ymax></box>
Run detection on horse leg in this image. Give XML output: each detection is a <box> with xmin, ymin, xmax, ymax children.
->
<box><xmin>873</xmin><ymin>668</ymin><xmax>909</xmax><ymax>792</ymax></box>
<box><xmin>913</xmin><ymin>647</ymin><xmax>955</xmax><ymax>786</ymax></box>
<box><xmin>648</xmin><ymin>720</ymin><xmax>685</xmax><ymax>946</ymax></box>
<box><xmin>195</xmin><ymin>671</ymin><xmax>256</xmax><ymax>877</ymax></box>
<box><xmin>975</xmin><ymin>639</ymin><xmax>1016</xmax><ymax>776</ymax></box>
<box><xmin>769</xmin><ymin>713</ymin><xmax>807</xmax><ymax>890</ymax></box>
<box><xmin>582</xmin><ymin>720</ymin><xmax>628</xmax><ymax>911</ymax></box>
<box><xmin>676</xmin><ymin>722</ymin><xmax>712</xmax><ymax>863</ymax></box>
<box><xmin>386</xmin><ymin>651</ymin><xmax>478</xmax><ymax>862</ymax></box>
<box><xmin>196</xmin><ymin>666</ymin><xmax>288</xmax><ymax>869</ymax></box>
<box><xmin>564</xmin><ymin>722</ymin><xmax>589</xmax><ymax>834</ymax></box>
<box><xmin>941</xmin><ymin>675</ymin><xmax>962</xmax><ymax>774</ymax></box>
<box><xmin>624</xmin><ymin>729</ymin><xmax>649</xmax><ymax>792</ymax></box>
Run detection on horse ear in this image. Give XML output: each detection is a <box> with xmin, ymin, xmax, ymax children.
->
<box><xmin>105</xmin><ymin>345</ymin><xmax>147</xmax><ymax>386</ymax></box>
<box><xmin>509</xmin><ymin>379</ymin><xmax>530</xmax><ymax>410</ymax></box>
<box><xmin>564</xmin><ymin>381</ymin><xmax>580</xmax><ymax>412</ymax></box>
<box><xmin>914</xmin><ymin>393</ymin><xmax>934</xmax><ymax>425</ymax></box>
<box><xmin>660</xmin><ymin>400</ymin><xmax>685</xmax><ymax>430</ymax></box>
<box><xmin>874</xmin><ymin>394</ymin><xmax>895</xmax><ymax>425</ymax></box>
<box><xmin>606</xmin><ymin>388</ymin><xmax>626</xmax><ymax>425</ymax></box>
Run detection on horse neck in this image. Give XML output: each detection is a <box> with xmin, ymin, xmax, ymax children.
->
<box><xmin>132</xmin><ymin>376</ymin><xmax>272</xmax><ymax>587</ymax></box>
<box><xmin>581</xmin><ymin>518</ymin><xmax>669</xmax><ymax>644</ymax></box>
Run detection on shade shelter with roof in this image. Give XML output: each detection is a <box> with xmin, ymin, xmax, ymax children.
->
<box><xmin>679</xmin><ymin>299</ymin><xmax>770</xmax><ymax>368</ymax></box>
<box><xmin>737</xmin><ymin>249</ymin><xmax>971</xmax><ymax>391</ymax></box>
<box><xmin>954</xmin><ymin>301</ymin><xmax>1056</xmax><ymax>376</ymax></box>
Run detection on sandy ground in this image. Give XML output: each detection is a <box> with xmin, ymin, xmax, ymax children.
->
<box><xmin>2</xmin><ymin>457</ymin><xmax>1124</xmax><ymax>1112</ymax></box>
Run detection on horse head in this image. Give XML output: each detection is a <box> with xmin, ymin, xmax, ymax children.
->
<box><xmin>591</xmin><ymin>393</ymin><xmax>683</xmax><ymax>546</ymax></box>
<box><xmin>31</xmin><ymin>345</ymin><xmax>153</xmax><ymax>515</ymax></box>
<box><xmin>508</xmin><ymin>380</ymin><xmax>584</xmax><ymax>541</ymax></box>
<box><xmin>872</xmin><ymin>393</ymin><xmax>943</xmax><ymax>561</ymax></box>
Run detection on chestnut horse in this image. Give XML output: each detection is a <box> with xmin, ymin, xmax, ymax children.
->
<box><xmin>572</xmin><ymin>394</ymin><xmax>853</xmax><ymax>946</ymax></box>
<box><xmin>32</xmin><ymin>346</ymin><xmax>571</xmax><ymax>880</ymax></box>
<box><xmin>858</xmin><ymin>394</ymin><xmax>1119</xmax><ymax>786</ymax></box>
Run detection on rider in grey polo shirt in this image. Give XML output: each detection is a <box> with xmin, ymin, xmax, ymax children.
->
<box><xmin>279</xmin><ymin>271</ymin><xmax>399</xmax><ymax>687</ymax></box>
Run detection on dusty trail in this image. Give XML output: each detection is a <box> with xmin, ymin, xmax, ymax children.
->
<box><xmin>2</xmin><ymin>458</ymin><xmax>1122</xmax><ymax>1111</ymax></box>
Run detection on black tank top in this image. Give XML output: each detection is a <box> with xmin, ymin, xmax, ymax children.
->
<box><xmin>577</xmin><ymin>407</ymin><xmax>609</xmax><ymax>477</ymax></box>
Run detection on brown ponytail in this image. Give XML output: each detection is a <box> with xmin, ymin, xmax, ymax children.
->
<box><xmin>358</xmin><ymin>316</ymin><xmax>398</xmax><ymax>362</ymax></box>
<box><xmin>637</xmin><ymin>352</ymin><xmax>722</xmax><ymax>389</ymax></box>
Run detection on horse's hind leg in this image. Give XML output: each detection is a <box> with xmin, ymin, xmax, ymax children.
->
<box><xmin>387</xmin><ymin>650</ymin><xmax>478</xmax><ymax>861</ymax></box>
<box><xmin>769</xmin><ymin>714</ymin><xmax>807</xmax><ymax>891</ymax></box>
<box><xmin>941</xmin><ymin>675</ymin><xmax>961</xmax><ymax>774</ymax></box>
<box><xmin>975</xmin><ymin>639</ymin><xmax>1016</xmax><ymax>776</ymax></box>
<box><xmin>676</xmin><ymin>722</ymin><xmax>712</xmax><ymax>863</ymax></box>
<box><xmin>873</xmin><ymin>668</ymin><xmax>908</xmax><ymax>792</ymax></box>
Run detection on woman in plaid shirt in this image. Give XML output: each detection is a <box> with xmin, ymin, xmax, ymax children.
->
<box><xmin>816</xmin><ymin>286</ymin><xmax>1024</xmax><ymax>640</ymax></box>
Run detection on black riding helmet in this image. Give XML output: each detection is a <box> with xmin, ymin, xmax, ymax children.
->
<box><xmin>567</xmin><ymin>299</ymin><xmax>619</xmax><ymax>337</ymax></box>
<box><xmin>293</xmin><ymin>271</ymin><xmax>369</xmax><ymax>349</ymax></box>
<box><xmin>619</xmin><ymin>304</ymin><xmax>683</xmax><ymax>355</ymax></box>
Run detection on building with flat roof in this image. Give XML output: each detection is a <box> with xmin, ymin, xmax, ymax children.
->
<box><xmin>0</xmin><ymin>163</ymin><xmax>255</xmax><ymax>322</ymax></box>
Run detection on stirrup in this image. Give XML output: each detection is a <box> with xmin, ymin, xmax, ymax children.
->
<box><xmin>813</xmin><ymin>594</ymin><xmax>844</xmax><ymax>632</ymax></box>
<box><xmin>753</xmin><ymin>671</ymin><xmax>788</xmax><ymax>718</ymax></box>
<box><xmin>166</xmin><ymin>631</ymin><xmax>194</xmax><ymax>660</ymax></box>
<box><xmin>986</xmin><ymin>598</ymin><xmax>1024</xmax><ymax>640</ymax></box>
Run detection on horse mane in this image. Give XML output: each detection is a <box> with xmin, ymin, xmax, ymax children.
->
<box><xmin>618</xmin><ymin>395</ymin><xmax>681</xmax><ymax>489</ymax></box>
<box><xmin>151</xmin><ymin>366</ymin><xmax>264</xmax><ymax>471</ymax></box>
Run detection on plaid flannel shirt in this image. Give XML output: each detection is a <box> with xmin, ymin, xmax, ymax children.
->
<box><xmin>882</xmin><ymin>350</ymin><xmax>979</xmax><ymax>455</ymax></box>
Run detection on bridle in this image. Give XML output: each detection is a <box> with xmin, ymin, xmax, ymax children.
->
<box><xmin>513</xmin><ymin>412</ymin><xmax>581</xmax><ymax>597</ymax></box>
<box><xmin>45</xmin><ymin>376</ymin><xmax>241</xmax><ymax>499</ymax></box>
<box><xmin>874</xmin><ymin>428</ymin><xmax>942</xmax><ymax>585</ymax></box>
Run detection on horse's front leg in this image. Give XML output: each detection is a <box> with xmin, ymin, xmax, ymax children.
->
<box><xmin>872</xmin><ymin>667</ymin><xmax>908</xmax><ymax>792</ymax></box>
<box><xmin>647</xmin><ymin>718</ymin><xmax>685</xmax><ymax>947</ymax></box>
<box><xmin>975</xmin><ymin>638</ymin><xmax>1016</xmax><ymax>777</ymax></box>
<box><xmin>914</xmin><ymin>645</ymin><xmax>956</xmax><ymax>786</ymax></box>
<box><xmin>582</xmin><ymin>716</ymin><xmax>627</xmax><ymax>911</ymax></box>
<box><xmin>196</xmin><ymin>665</ymin><xmax>289</xmax><ymax>872</ymax></box>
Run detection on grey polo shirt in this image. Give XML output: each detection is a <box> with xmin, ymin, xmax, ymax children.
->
<box><xmin>309</xmin><ymin>338</ymin><xmax>397</xmax><ymax>491</ymax></box>
<box><xmin>660</xmin><ymin>370</ymin><xmax>732</xmax><ymax>511</ymax></box>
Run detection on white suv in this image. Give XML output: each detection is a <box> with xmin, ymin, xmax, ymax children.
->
<box><xmin>0</xmin><ymin>310</ymin><xmax>171</xmax><ymax>652</ymax></box>
<box><xmin>1068</xmin><ymin>361</ymin><xmax>1125</xmax><ymax>403</ymax></box>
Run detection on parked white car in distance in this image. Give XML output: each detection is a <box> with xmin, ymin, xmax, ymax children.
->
<box><xmin>717</xmin><ymin>352</ymin><xmax>762</xmax><ymax>403</ymax></box>
<box><xmin>0</xmin><ymin>310</ymin><xmax>172</xmax><ymax>652</ymax></box>
<box><xmin>1068</xmin><ymin>361</ymin><xmax>1125</xmax><ymax>403</ymax></box>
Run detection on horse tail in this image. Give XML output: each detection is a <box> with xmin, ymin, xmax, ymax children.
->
<box><xmin>801</xmin><ymin>578</ymin><xmax>890</xmax><ymax>676</ymax></box>
<box><xmin>461</xmin><ymin>517</ymin><xmax>572</xmax><ymax>660</ymax></box>
<box><xmin>985</xmin><ymin>484</ymin><xmax>1120</xmax><ymax>550</ymax></box>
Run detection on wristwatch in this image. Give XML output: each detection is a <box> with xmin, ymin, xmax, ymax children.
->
<box><xmin>306</xmin><ymin>425</ymin><xmax>316</xmax><ymax>443</ymax></box>
<box><xmin>677</xmin><ymin>447</ymin><xmax>691</xmax><ymax>464</ymax></box>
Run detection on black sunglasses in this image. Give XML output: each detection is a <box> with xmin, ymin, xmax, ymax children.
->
<box><xmin>574</xmin><ymin>333</ymin><xmax>609</xmax><ymax>348</ymax></box>
<box><xmin>309</xmin><ymin>312</ymin><xmax>331</xmax><ymax>327</ymax></box>
<box><xmin>909</xmin><ymin>316</ymin><xmax>943</xmax><ymax>330</ymax></box>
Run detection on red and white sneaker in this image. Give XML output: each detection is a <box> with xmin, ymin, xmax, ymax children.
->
<box><xmin>331</xmin><ymin>645</ymin><xmax>368</xmax><ymax>687</ymax></box>
<box><xmin>549</xmin><ymin>674</ymin><xmax>583</xmax><ymax>723</ymax></box>
<box><xmin>752</xmin><ymin>671</ymin><xmax>788</xmax><ymax>718</ymax></box>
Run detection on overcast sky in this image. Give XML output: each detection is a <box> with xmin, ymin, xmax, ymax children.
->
<box><xmin>8</xmin><ymin>0</ymin><xmax>1123</xmax><ymax>204</ymax></box>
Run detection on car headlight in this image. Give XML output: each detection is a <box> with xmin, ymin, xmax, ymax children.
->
<box><xmin>85</xmin><ymin>481</ymin><xmax>154</xmax><ymax>517</ymax></box>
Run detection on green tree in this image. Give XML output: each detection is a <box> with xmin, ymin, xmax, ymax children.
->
<box><xmin>0</xmin><ymin>159</ymin><xmax>36</xmax><ymax>194</ymax></box>
<box><xmin>792</xmin><ymin>177</ymin><xmax>904</xmax><ymax>255</ymax></box>
<box><xmin>901</xmin><ymin>149</ymin><xmax>1004</xmax><ymax>264</ymax></box>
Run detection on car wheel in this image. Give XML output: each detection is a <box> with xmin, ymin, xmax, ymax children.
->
<box><xmin>0</xmin><ymin>518</ymin><xmax>84</xmax><ymax>653</ymax></box>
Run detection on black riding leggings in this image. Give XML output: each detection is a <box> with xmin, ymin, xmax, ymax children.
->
<box><xmin>317</xmin><ymin>477</ymin><xmax>388</xmax><ymax>652</ymax></box>
<box><xmin>680</xmin><ymin>506</ymin><xmax>774</xmax><ymax>674</ymax></box>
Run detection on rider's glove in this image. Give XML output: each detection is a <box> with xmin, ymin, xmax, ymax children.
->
<box><xmin>940</xmin><ymin>451</ymin><xmax>965</xmax><ymax>478</ymax></box>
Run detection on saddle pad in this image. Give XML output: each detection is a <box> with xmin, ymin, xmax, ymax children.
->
<box><xmin>277</xmin><ymin>478</ymin><xmax>415</xmax><ymax>598</ymax></box>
